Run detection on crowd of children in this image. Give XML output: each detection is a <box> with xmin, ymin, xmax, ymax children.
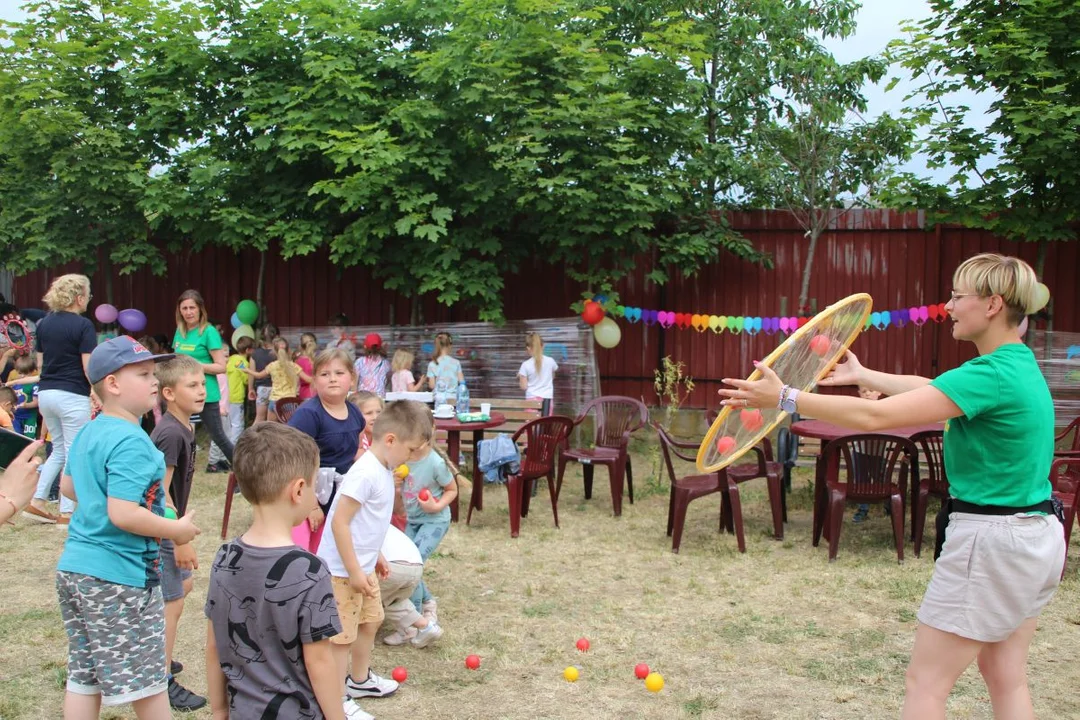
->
<box><xmin>2</xmin><ymin>284</ymin><xmax>563</xmax><ymax>717</ymax></box>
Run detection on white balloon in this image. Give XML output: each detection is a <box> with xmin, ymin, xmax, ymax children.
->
<box><xmin>593</xmin><ymin>317</ymin><xmax>621</xmax><ymax>349</ymax></box>
<box><xmin>1031</xmin><ymin>282</ymin><xmax>1050</xmax><ymax>312</ymax></box>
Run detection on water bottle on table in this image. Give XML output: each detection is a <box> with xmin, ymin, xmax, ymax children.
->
<box><xmin>456</xmin><ymin>380</ymin><xmax>470</xmax><ymax>416</ymax></box>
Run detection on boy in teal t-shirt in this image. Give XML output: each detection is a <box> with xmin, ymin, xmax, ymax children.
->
<box><xmin>930</xmin><ymin>342</ymin><xmax>1054</xmax><ymax>508</ymax></box>
<box><xmin>55</xmin><ymin>336</ymin><xmax>201</xmax><ymax>716</ymax></box>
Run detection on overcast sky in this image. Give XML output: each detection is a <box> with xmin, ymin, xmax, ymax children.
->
<box><xmin>0</xmin><ymin>0</ymin><xmax>985</xmax><ymax>183</ymax></box>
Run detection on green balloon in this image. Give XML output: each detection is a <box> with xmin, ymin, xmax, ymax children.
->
<box><xmin>734</xmin><ymin>316</ymin><xmax>744</xmax><ymax>333</ymax></box>
<box><xmin>615</xmin><ymin>305</ymin><xmax>625</xmax><ymax>317</ymax></box>
<box><xmin>726</xmin><ymin>316</ymin><xmax>736</xmax><ymax>330</ymax></box>
<box><xmin>236</xmin><ymin>299</ymin><xmax>259</xmax><ymax>325</ymax></box>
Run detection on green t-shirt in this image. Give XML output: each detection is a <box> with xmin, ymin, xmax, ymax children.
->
<box><xmin>930</xmin><ymin>343</ymin><xmax>1053</xmax><ymax>507</ymax></box>
<box><xmin>173</xmin><ymin>325</ymin><xmax>224</xmax><ymax>403</ymax></box>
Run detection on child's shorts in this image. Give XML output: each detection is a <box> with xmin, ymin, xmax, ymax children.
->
<box><xmin>158</xmin><ymin>540</ymin><xmax>193</xmax><ymax>603</ymax></box>
<box><xmin>55</xmin><ymin>571</ymin><xmax>166</xmax><ymax>706</ymax></box>
<box><xmin>256</xmin><ymin>386</ymin><xmax>271</xmax><ymax>407</ymax></box>
<box><xmin>330</xmin><ymin>574</ymin><xmax>384</xmax><ymax>644</ymax></box>
<box><xmin>917</xmin><ymin>512</ymin><xmax>1065</xmax><ymax>642</ymax></box>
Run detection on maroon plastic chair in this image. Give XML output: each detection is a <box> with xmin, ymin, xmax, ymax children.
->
<box><xmin>1050</xmin><ymin>457</ymin><xmax>1080</xmax><ymax>576</ymax></box>
<box><xmin>555</xmin><ymin>396</ymin><xmax>648</xmax><ymax>516</ymax></box>
<box><xmin>705</xmin><ymin>409</ymin><xmax>785</xmax><ymax>540</ymax></box>
<box><xmin>274</xmin><ymin>396</ymin><xmax>303</xmax><ymax>424</ymax></box>
<box><xmin>654</xmin><ymin>423</ymin><xmax>724</xmax><ymax>553</ymax></box>
<box><xmin>221</xmin><ymin>472</ymin><xmax>239</xmax><ymax>540</ymax></box>
<box><xmin>476</xmin><ymin>415</ymin><xmax>574</xmax><ymax>538</ymax></box>
<box><xmin>1055</xmin><ymin>416</ymin><xmax>1080</xmax><ymax>458</ymax></box>
<box><xmin>910</xmin><ymin>430</ymin><xmax>948</xmax><ymax>558</ymax></box>
<box><xmin>818</xmin><ymin>434</ymin><xmax>916</xmax><ymax>563</ymax></box>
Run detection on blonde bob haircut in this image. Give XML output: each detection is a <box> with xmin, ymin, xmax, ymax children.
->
<box><xmin>952</xmin><ymin>253</ymin><xmax>1039</xmax><ymax>327</ymax></box>
<box><xmin>42</xmin><ymin>274</ymin><xmax>90</xmax><ymax>312</ymax></box>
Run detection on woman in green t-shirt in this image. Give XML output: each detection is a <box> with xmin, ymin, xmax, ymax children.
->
<box><xmin>173</xmin><ymin>289</ymin><xmax>234</xmax><ymax>463</ymax></box>
<box><xmin>720</xmin><ymin>253</ymin><xmax>1063</xmax><ymax>720</ymax></box>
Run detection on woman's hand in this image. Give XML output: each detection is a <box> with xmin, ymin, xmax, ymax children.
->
<box><xmin>718</xmin><ymin>362</ymin><xmax>785</xmax><ymax>410</ymax></box>
<box><xmin>817</xmin><ymin>350</ymin><xmax>864</xmax><ymax>388</ymax></box>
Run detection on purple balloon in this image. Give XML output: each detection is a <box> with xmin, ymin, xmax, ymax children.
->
<box><xmin>117</xmin><ymin>308</ymin><xmax>147</xmax><ymax>334</ymax></box>
<box><xmin>643</xmin><ymin>310</ymin><xmax>656</xmax><ymax>326</ymax></box>
<box><xmin>94</xmin><ymin>304</ymin><xmax>118</xmax><ymax>324</ymax></box>
<box><xmin>894</xmin><ymin>310</ymin><xmax>907</xmax><ymax>328</ymax></box>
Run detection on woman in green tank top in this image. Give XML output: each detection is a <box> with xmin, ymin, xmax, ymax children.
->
<box><xmin>720</xmin><ymin>253</ymin><xmax>1064</xmax><ymax>720</ymax></box>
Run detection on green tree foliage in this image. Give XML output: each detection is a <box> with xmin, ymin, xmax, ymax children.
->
<box><xmin>0</xmin><ymin>0</ymin><xmax>893</xmax><ymax>319</ymax></box>
<box><xmin>886</xmin><ymin>0</ymin><xmax>1080</xmax><ymax>246</ymax></box>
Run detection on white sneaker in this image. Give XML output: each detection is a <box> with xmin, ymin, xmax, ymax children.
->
<box><xmin>382</xmin><ymin>627</ymin><xmax>417</xmax><ymax>646</ymax></box>
<box><xmin>343</xmin><ymin>698</ymin><xmax>375</xmax><ymax>720</ymax></box>
<box><xmin>346</xmin><ymin>670</ymin><xmax>399</xmax><ymax>699</ymax></box>
<box><xmin>421</xmin><ymin>599</ymin><xmax>438</xmax><ymax>623</ymax></box>
<box><xmin>410</xmin><ymin>620</ymin><xmax>443</xmax><ymax>649</ymax></box>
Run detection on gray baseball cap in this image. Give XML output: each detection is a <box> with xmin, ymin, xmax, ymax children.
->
<box><xmin>88</xmin><ymin>335</ymin><xmax>175</xmax><ymax>384</ymax></box>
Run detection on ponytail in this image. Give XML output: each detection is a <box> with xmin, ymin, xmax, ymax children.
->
<box><xmin>526</xmin><ymin>332</ymin><xmax>544</xmax><ymax>375</ymax></box>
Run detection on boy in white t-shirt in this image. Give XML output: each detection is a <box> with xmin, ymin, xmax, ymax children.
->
<box><xmin>518</xmin><ymin>332</ymin><xmax>559</xmax><ymax>415</ymax></box>
<box><xmin>317</xmin><ymin>400</ymin><xmax>432</xmax><ymax>719</ymax></box>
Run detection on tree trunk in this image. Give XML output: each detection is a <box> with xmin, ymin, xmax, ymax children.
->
<box><xmin>798</xmin><ymin>228</ymin><xmax>821</xmax><ymax>314</ymax></box>
<box><xmin>255</xmin><ymin>250</ymin><xmax>266</xmax><ymax>326</ymax></box>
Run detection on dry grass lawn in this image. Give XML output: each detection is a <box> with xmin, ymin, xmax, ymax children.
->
<box><xmin>1</xmin><ymin>434</ymin><xmax>1078</xmax><ymax>719</ymax></box>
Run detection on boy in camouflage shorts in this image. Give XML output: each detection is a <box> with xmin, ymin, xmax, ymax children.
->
<box><xmin>55</xmin><ymin>337</ymin><xmax>201</xmax><ymax>717</ymax></box>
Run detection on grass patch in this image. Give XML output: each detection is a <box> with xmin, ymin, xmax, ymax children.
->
<box><xmin>0</xmin><ymin>437</ymin><xmax>1076</xmax><ymax>718</ymax></box>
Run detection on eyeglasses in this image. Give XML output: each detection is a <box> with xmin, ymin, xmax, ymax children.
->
<box><xmin>949</xmin><ymin>291</ymin><xmax>978</xmax><ymax>302</ymax></box>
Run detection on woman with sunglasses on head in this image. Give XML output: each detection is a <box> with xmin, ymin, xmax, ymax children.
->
<box><xmin>22</xmin><ymin>274</ymin><xmax>97</xmax><ymax>526</ymax></box>
<box><xmin>720</xmin><ymin>253</ymin><xmax>1063</xmax><ymax>720</ymax></box>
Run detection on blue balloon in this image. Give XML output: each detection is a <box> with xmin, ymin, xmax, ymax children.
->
<box><xmin>881</xmin><ymin>311</ymin><xmax>892</xmax><ymax>327</ymax></box>
<box><xmin>871</xmin><ymin>312</ymin><xmax>882</xmax><ymax>328</ymax></box>
<box><xmin>230</xmin><ymin>312</ymin><xmax>242</xmax><ymax>329</ymax></box>
<box><xmin>753</xmin><ymin>317</ymin><xmax>762</xmax><ymax>333</ymax></box>
<box><xmin>593</xmin><ymin>294</ymin><xmax>608</xmax><ymax>305</ymax></box>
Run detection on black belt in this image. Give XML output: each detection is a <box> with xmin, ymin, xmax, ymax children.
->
<box><xmin>933</xmin><ymin>497</ymin><xmax>1063</xmax><ymax>560</ymax></box>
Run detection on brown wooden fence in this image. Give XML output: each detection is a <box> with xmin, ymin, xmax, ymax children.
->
<box><xmin>11</xmin><ymin>210</ymin><xmax>1078</xmax><ymax>407</ymax></box>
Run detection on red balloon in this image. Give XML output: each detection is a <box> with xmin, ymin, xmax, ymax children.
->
<box><xmin>582</xmin><ymin>301</ymin><xmax>605</xmax><ymax>326</ymax></box>
<box><xmin>392</xmin><ymin>666</ymin><xmax>408</xmax><ymax>683</ymax></box>
<box><xmin>465</xmin><ymin>655</ymin><xmax>481</xmax><ymax>670</ymax></box>
<box><xmin>673</xmin><ymin>312</ymin><xmax>687</xmax><ymax>329</ymax></box>
<box><xmin>797</xmin><ymin>316</ymin><xmax>810</xmax><ymax>328</ymax></box>
<box><xmin>418</xmin><ymin>489</ymin><xmax>431</xmax><ymax>502</ymax></box>
<box><xmin>739</xmin><ymin>409</ymin><xmax>764</xmax><ymax>432</ymax></box>
<box><xmin>716</xmin><ymin>436</ymin><xmax>736</xmax><ymax>455</ymax></box>
<box><xmin>634</xmin><ymin>663</ymin><xmax>650</xmax><ymax>680</ymax></box>
<box><xmin>927</xmin><ymin>304</ymin><xmax>940</xmax><ymax>322</ymax></box>
<box><xmin>938</xmin><ymin>303</ymin><xmax>948</xmax><ymax>320</ymax></box>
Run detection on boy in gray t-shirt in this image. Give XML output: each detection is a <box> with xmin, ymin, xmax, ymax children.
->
<box><xmin>205</xmin><ymin>424</ymin><xmax>348</xmax><ymax>720</ymax></box>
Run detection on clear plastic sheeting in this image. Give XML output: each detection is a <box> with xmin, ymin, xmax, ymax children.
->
<box><xmin>277</xmin><ymin>318</ymin><xmax>600</xmax><ymax>419</ymax></box>
<box><xmin>1027</xmin><ymin>329</ymin><xmax>1080</xmax><ymax>428</ymax></box>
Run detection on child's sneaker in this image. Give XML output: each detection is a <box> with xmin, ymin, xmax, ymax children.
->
<box><xmin>168</xmin><ymin>677</ymin><xmax>207</xmax><ymax>712</ymax></box>
<box><xmin>421</xmin><ymin>599</ymin><xmax>438</xmax><ymax>623</ymax></box>
<box><xmin>382</xmin><ymin>627</ymin><xmax>417</xmax><ymax>646</ymax></box>
<box><xmin>346</xmin><ymin>670</ymin><xmax>398</xmax><ymax>699</ymax></box>
<box><xmin>410</xmin><ymin>620</ymin><xmax>443</xmax><ymax>649</ymax></box>
<box><xmin>343</xmin><ymin>699</ymin><xmax>375</xmax><ymax>720</ymax></box>
<box><xmin>852</xmin><ymin>505</ymin><xmax>870</xmax><ymax>524</ymax></box>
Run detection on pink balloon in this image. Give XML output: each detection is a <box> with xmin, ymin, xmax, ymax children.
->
<box><xmin>909</xmin><ymin>307</ymin><xmax>919</xmax><ymax>322</ymax></box>
<box><xmin>779</xmin><ymin>317</ymin><xmax>790</xmax><ymax>332</ymax></box>
<box><xmin>789</xmin><ymin>317</ymin><xmax>799</xmax><ymax>332</ymax></box>
<box><xmin>918</xmin><ymin>306</ymin><xmax>929</xmax><ymax>322</ymax></box>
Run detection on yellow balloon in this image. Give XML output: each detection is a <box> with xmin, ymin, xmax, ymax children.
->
<box><xmin>593</xmin><ymin>317</ymin><xmax>621</xmax><ymax>349</ymax></box>
<box><xmin>563</xmin><ymin>666</ymin><xmax>579</xmax><ymax>682</ymax></box>
<box><xmin>644</xmin><ymin>672</ymin><xmax>664</xmax><ymax>692</ymax></box>
<box><xmin>1031</xmin><ymin>282</ymin><xmax>1050</xmax><ymax>312</ymax></box>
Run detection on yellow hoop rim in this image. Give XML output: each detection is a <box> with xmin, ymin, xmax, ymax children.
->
<box><xmin>696</xmin><ymin>293</ymin><xmax>873</xmax><ymax>473</ymax></box>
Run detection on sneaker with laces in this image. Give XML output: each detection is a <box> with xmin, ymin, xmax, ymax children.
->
<box><xmin>382</xmin><ymin>627</ymin><xmax>417</xmax><ymax>646</ymax></box>
<box><xmin>346</xmin><ymin>670</ymin><xmax>398</xmax><ymax>699</ymax></box>
<box><xmin>410</xmin><ymin>620</ymin><xmax>443</xmax><ymax>649</ymax></box>
<box><xmin>168</xmin><ymin>677</ymin><xmax>207</xmax><ymax>712</ymax></box>
<box><xmin>343</xmin><ymin>699</ymin><xmax>375</xmax><ymax>720</ymax></box>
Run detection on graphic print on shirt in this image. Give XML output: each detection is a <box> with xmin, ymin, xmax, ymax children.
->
<box><xmin>259</xmin><ymin>676</ymin><xmax>315</xmax><ymax>720</ymax></box>
<box><xmin>265</xmin><ymin>550</ymin><xmax>336</xmax><ymax>663</ymax></box>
